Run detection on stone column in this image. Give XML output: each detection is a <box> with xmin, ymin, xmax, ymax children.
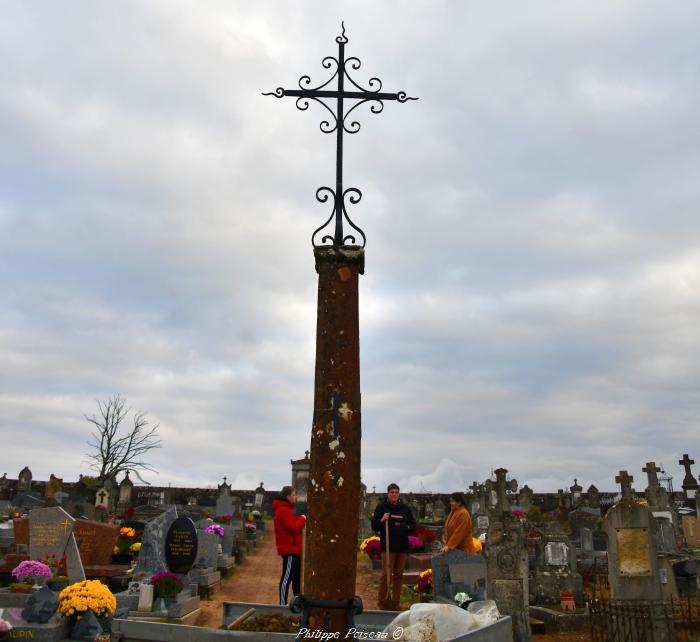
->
<box><xmin>304</xmin><ymin>246</ymin><xmax>363</xmax><ymax>632</ymax></box>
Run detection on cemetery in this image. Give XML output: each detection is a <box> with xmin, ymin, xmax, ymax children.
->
<box><xmin>1</xmin><ymin>452</ymin><xmax>699</xmax><ymax>641</ymax></box>
<box><xmin>2</xmin><ymin>12</ymin><xmax>700</xmax><ymax>642</ymax></box>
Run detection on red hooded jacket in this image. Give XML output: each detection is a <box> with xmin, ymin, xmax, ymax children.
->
<box><xmin>272</xmin><ymin>498</ymin><xmax>306</xmax><ymax>555</ymax></box>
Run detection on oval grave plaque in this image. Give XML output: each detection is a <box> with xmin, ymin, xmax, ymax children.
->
<box><xmin>165</xmin><ymin>517</ymin><xmax>198</xmax><ymax>574</ymax></box>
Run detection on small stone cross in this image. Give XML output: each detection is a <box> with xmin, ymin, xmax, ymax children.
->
<box><xmin>642</xmin><ymin>462</ymin><xmax>660</xmax><ymax>488</ymax></box>
<box><xmin>98</xmin><ymin>490</ymin><xmax>107</xmax><ymax>504</ymax></box>
<box><xmin>679</xmin><ymin>454</ymin><xmax>698</xmax><ymax>488</ymax></box>
<box><xmin>485</xmin><ymin>468</ymin><xmax>517</xmax><ymax>515</ymax></box>
<box><xmin>615</xmin><ymin>470</ymin><xmax>634</xmax><ymax>499</ymax></box>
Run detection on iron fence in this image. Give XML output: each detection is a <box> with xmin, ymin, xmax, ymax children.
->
<box><xmin>588</xmin><ymin>597</ymin><xmax>700</xmax><ymax>642</ymax></box>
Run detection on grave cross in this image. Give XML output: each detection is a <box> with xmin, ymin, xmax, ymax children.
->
<box><xmin>615</xmin><ymin>470</ymin><xmax>634</xmax><ymax>499</ymax></box>
<box><xmin>60</xmin><ymin>518</ymin><xmax>72</xmax><ymax>535</ymax></box>
<box><xmin>679</xmin><ymin>453</ymin><xmax>698</xmax><ymax>488</ymax></box>
<box><xmin>469</xmin><ymin>481</ymin><xmax>480</xmax><ymax>495</ymax></box>
<box><xmin>642</xmin><ymin>462</ymin><xmax>660</xmax><ymax>488</ymax></box>
<box><xmin>485</xmin><ymin>468</ymin><xmax>517</xmax><ymax>515</ymax></box>
<box><xmin>264</xmin><ymin>23</ymin><xmax>417</xmax><ymax>247</ymax></box>
<box><xmin>97</xmin><ymin>490</ymin><xmax>107</xmax><ymax>504</ymax></box>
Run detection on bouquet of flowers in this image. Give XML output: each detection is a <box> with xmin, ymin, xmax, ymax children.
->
<box><xmin>12</xmin><ymin>560</ymin><xmax>52</xmax><ymax>583</ymax></box>
<box><xmin>114</xmin><ymin>526</ymin><xmax>138</xmax><ymax>557</ymax></box>
<box><xmin>244</xmin><ymin>521</ymin><xmax>257</xmax><ymax>533</ymax></box>
<box><xmin>0</xmin><ymin>617</ymin><xmax>13</xmax><ymax>634</ymax></box>
<box><xmin>37</xmin><ymin>552</ymin><xmax>66</xmax><ymax>576</ymax></box>
<box><xmin>205</xmin><ymin>524</ymin><xmax>225</xmax><ymax>537</ymax></box>
<box><xmin>58</xmin><ymin>580</ymin><xmax>116</xmax><ymax>620</ymax></box>
<box><xmin>418</xmin><ymin>568</ymin><xmax>432</xmax><ymax>593</ymax></box>
<box><xmin>413</xmin><ymin>526</ymin><xmax>437</xmax><ymax>545</ymax></box>
<box><xmin>150</xmin><ymin>571</ymin><xmax>184</xmax><ymax>599</ymax></box>
<box><xmin>408</xmin><ymin>535</ymin><xmax>425</xmax><ymax>552</ymax></box>
<box><xmin>359</xmin><ymin>535</ymin><xmax>381</xmax><ymax>559</ymax></box>
<box><xmin>214</xmin><ymin>513</ymin><xmax>233</xmax><ymax>524</ymax></box>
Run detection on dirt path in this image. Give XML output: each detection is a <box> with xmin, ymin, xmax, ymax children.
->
<box><xmin>196</xmin><ymin>525</ymin><xmax>380</xmax><ymax>628</ymax></box>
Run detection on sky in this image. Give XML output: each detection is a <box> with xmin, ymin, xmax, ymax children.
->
<box><xmin>1</xmin><ymin>2</ymin><xmax>700</xmax><ymax>495</ymax></box>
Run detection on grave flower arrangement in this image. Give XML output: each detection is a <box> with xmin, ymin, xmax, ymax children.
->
<box><xmin>214</xmin><ymin>513</ymin><xmax>233</xmax><ymax>524</ymax></box>
<box><xmin>0</xmin><ymin>616</ymin><xmax>13</xmax><ymax>634</ymax></box>
<box><xmin>413</xmin><ymin>526</ymin><xmax>437</xmax><ymax>546</ymax></box>
<box><xmin>408</xmin><ymin>535</ymin><xmax>425</xmax><ymax>552</ymax></box>
<box><xmin>244</xmin><ymin>521</ymin><xmax>257</xmax><ymax>533</ymax></box>
<box><xmin>150</xmin><ymin>571</ymin><xmax>185</xmax><ymax>600</ymax></box>
<box><xmin>12</xmin><ymin>560</ymin><xmax>52</xmax><ymax>584</ymax></box>
<box><xmin>359</xmin><ymin>535</ymin><xmax>381</xmax><ymax>560</ymax></box>
<box><xmin>58</xmin><ymin>579</ymin><xmax>116</xmax><ymax>621</ymax></box>
<box><xmin>114</xmin><ymin>526</ymin><xmax>138</xmax><ymax>558</ymax></box>
<box><xmin>205</xmin><ymin>524</ymin><xmax>225</xmax><ymax>537</ymax></box>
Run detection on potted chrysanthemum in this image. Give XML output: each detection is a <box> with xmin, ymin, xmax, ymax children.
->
<box><xmin>58</xmin><ymin>579</ymin><xmax>116</xmax><ymax>631</ymax></box>
<box><xmin>12</xmin><ymin>560</ymin><xmax>52</xmax><ymax>590</ymax></box>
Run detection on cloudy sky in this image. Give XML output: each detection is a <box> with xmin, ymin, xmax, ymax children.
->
<box><xmin>2</xmin><ymin>2</ymin><xmax>699</xmax><ymax>495</ymax></box>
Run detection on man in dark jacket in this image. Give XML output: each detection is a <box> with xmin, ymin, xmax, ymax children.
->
<box><xmin>371</xmin><ymin>483</ymin><xmax>416</xmax><ymax>610</ymax></box>
<box><xmin>273</xmin><ymin>486</ymin><xmax>306</xmax><ymax>605</ymax></box>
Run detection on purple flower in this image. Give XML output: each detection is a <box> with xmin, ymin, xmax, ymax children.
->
<box><xmin>205</xmin><ymin>524</ymin><xmax>225</xmax><ymax>537</ymax></box>
<box><xmin>408</xmin><ymin>535</ymin><xmax>424</xmax><ymax>551</ymax></box>
<box><xmin>12</xmin><ymin>560</ymin><xmax>52</xmax><ymax>582</ymax></box>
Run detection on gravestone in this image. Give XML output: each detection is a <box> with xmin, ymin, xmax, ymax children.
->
<box><xmin>134</xmin><ymin>506</ymin><xmax>179</xmax><ymax>577</ymax></box>
<box><xmin>291</xmin><ymin>451</ymin><xmax>310</xmax><ymax>515</ymax></box>
<box><xmin>74</xmin><ymin>519</ymin><xmax>119</xmax><ymax>566</ymax></box>
<box><xmin>27</xmin><ymin>506</ymin><xmax>85</xmax><ymax>583</ymax></box>
<box><xmin>531</xmin><ymin>523</ymin><xmax>583</xmax><ymax>607</ymax></box>
<box><xmin>484</xmin><ymin>468</ymin><xmax>530</xmax><ymax>641</ymax></box>
<box><xmin>431</xmin><ymin>549</ymin><xmax>486</xmax><ymax>603</ymax></box>
<box><xmin>586</xmin><ymin>484</ymin><xmax>600</xmax><ymax>509</ymax></box>
<box><xmin>194</xmin><ymin>520</ymin><xmax>219</xmax><ymax>569</ymax></box>
<box><xmin>603</xmin><ymin>471</ymin><xmax>673</xmax><ymax>642</ymax></box>
<box><xmin>433</xmin><ymin>500</ymin><xmax>446</xmax><ymax>522</ymax></box>
<box><xmin>569</xmin><ymin>479</ymin><xmax>583</xmax><ymax>507</ymax></box>
<box><xmin>22</xmin><ymin>585</ymin><xmax>59</xmax><ymax>623</ymax></box>
<box><xmin>164</xmin><ymin>516</ymin><xmax>198</xmax><ymax>574</ymax></box>
<box><xmin>679</xmin><ymin>454</ymin><xmax>698</xmax><ymax>508</ymax></box>
<box><xmin>518</xmin><ymin>485</ymin><xmax>533</xmax><ymax>511</ymax></box>
<box><xmin>215</xmin><ymin>478</ymin><xmax>234</xmax><ymax>518</ymax></box>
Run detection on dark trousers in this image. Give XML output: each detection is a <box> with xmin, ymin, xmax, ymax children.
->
<box><xmin>379</xmin><ymin>552</ymin><xmax>407</xmax><ymax>610</ymax></box>
<box><xmin>279</xmin><ymin>554</ymin><xmax>301</xmax><ymax>605</ymax></box>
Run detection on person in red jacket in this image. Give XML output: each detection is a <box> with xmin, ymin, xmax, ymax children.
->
<box><xmin>272</xmin><ymin>485</ymin><xmax>306</xmax><ymax>605</ymax></box>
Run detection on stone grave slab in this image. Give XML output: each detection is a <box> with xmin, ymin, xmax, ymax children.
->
<box><xmin>0</xmin><ymin>608</ymin><xmax>68</xmax><ymax>642</ymax></box>
<box><xmin>194</xmin><ymin>520</ymin><xmax>219</xmax><ymax>569</ymax></box>
<box><xmin>74</xmin><ymin>519</ymin><xmax>119</xmax><ymax>565</ymax></box>
<box><xmin>431</xmin><ymin>549</ymin><xmax>485</xmax><ymax>601</ymax></box>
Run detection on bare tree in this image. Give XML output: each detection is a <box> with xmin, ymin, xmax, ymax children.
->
<box><xmin>85</xmin><ymin>395</ymin><xmax>162</xmax><ymax>482</ymax></box>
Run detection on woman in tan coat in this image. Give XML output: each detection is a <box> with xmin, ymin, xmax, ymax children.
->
<box><xmin>441</xmin><ymin>492</ymin><xmax>478</xmax><ymax>554</ymax></box>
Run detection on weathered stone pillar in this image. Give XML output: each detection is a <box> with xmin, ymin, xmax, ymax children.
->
<box><xmin>304</xmin><ymin>245</ymin><xmax>363</xmax><ymax>632</ymax></box>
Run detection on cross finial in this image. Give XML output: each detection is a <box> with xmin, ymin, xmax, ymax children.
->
<box><xmin>679</xmin><ymin>454</ymin><xmax>698</xmax><ymax>489</ymax></box>
<box><xmin>264</xmin><ymin>25</ymin><xmax>417</xmax><ymax>247</ymax></box>
<box><xmin>485</xmin><ymin>468</ymin><xmax>517</xmax><ymax>515</ymax></box>
<box><xmin>615</xmin><ymin>470</ymin><xmax>634</xmax><ymax>499</ymax></box>
<box><xmin>642</xmin><ymin>462</ymin><xmax>660</xmax><ymax>488</ymax></box>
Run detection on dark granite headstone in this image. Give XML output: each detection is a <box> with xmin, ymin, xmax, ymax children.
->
<box><xmin>21</xmin><ymin>585</ymin><xmax>59</xmax><ymax>623</ymax></box>
<box><xmin>164</xmin><ymin>516</ymin><xmax>198</xmax><ymax>574</ymax></box>
<box><xmin>134</xmin><ymin>506</ymin><xmax>178</xmax><ymax>577</ymax></box>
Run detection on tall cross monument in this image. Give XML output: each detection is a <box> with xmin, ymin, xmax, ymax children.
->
<box><xmin>265</xmin><ymin>24</ymin><xmax>416</xmax><ymax>632</ymax></box>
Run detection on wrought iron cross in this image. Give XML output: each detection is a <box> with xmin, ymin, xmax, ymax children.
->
<box><xmin>264</xmin><ymin>23</ymin><xmax>417</xmax><ymax>247</ymax></box>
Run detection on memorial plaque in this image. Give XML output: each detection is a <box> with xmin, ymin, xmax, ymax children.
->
<box><xmin>165</xmin><ymin>516</ymin><xmax>198</xmax><ymax>574</ymax></box>
<box><xmin>616</xmin><ymin>527</ymin><xmax>652</xmax><ymax>576</ymax></box>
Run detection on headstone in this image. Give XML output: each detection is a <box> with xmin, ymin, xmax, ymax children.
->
<box><xmin>44</xmin><ymin>475</ymin><xmax>63</xmax><ymax>501</ymax></box>
<box><xmin>433</xmin><ymin>500</ymin><xmax>446</xmax><ymax>521</ymax></box>
<box><xmin>531</xmin><ymin>522</ymin><xmax>583</xmax><ymax>607</ymax></box>
<box><xmin>74</xmin><ymin>519</ymin><xmax>120</xmax><ymax>565</ymax></box>
<box><xmin>134</xmin><ymin>505</ymin><xmax>179</xmax><ymax>577</ymax></box>
<box><xmin>17</xmin><ymin>466</ymin><xmax>32</xmax><ymax>494</ymax></box>
<box><xmin>94</xmin><ymin>487</ymin><xmax>109</xmax><ymax>510</ymax></box>
<box><xmin>27</xmin><ymin>506</ymin><xmax>85</xmax><ymax>583</ymax></box>
<box><xmin>518</xmin><ymin>485</ymin><xmax>533</xmax><ymax>511</ymax></box>
<box><xmin>679</xmin><ymin>454</ymin><xmax>698</xmax><ymax>507</ymax></box>
<box><xmin>164</xmin><ymin>516</ymin><xmax>198</xmax><ymax>574</ymax></box>
<box><xmin>291</xmin><ymin>451</ymin><xmax>311</xmax><ymax>515</ymax></box>
<box><xmin>431</xmin><ymin>549</ymin><xmax>486</xmax><ymax>602</ymax></box>
<box><xmin>586</xmin><ymin>484</ymin><xmax>600</xmax><ymax>509</ymax></box>
<box><xmin>569</xmin><ymin>479</ymin><xmax>583</xmax><ymax>507</ymax></box>
<box><xmin>580</xmin><ymin>528</ymin><xmax>594</xmax><ymax>554</ymax></box>
<box><xmin>604</xmin><ymin>473</ymin><xmax>673</xmax><ymax>641</ymax></box>
<box><xmin>215</xmin><ymin>477</ymin><xmax>234</xmax><ymax>518</ymax></box>
<box><xmin>484</xmin><ymin>468</ymin><xmax>530</xmax><ymax>641</ymax></box>
<box><xmin>194</xmin><ymin>520</ymin><xmax>218</xmax><ymax>567</ymax></box>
